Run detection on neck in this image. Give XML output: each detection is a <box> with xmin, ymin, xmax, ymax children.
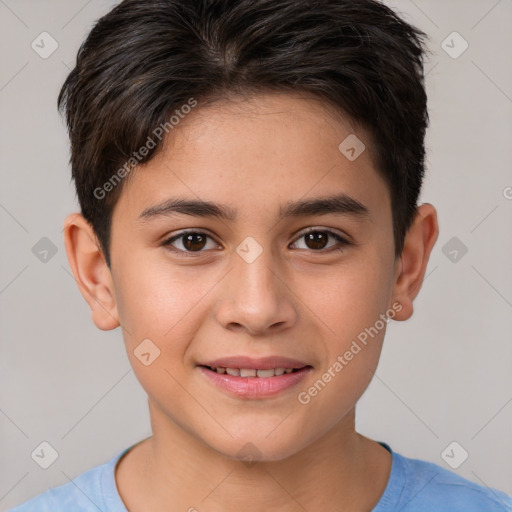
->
<box><xmin>117</xmin><ymin>401</ymin><xmax>391</xmax><ymax>512</ymax></box>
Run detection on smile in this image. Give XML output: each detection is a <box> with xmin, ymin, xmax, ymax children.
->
<box><xmin>204</xmin><ymin>366</ymin><xmax>300</xmax><ymax>377</ymax></box>
<box><xmin>198</xmin><ymin>364</ymin><xmax>312</xmax><ymax>398</ymax></box>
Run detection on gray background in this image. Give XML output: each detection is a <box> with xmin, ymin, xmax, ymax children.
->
<box><xmin>1</xmin><ymin>0</ymin><xmax>511</xmax><ymax>509</ymax></box>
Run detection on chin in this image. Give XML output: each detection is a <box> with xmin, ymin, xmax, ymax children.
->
<box><xmin>208</xmin><ymin>428</ymin><xmax>308</xmax><ymax>464</ymax></box>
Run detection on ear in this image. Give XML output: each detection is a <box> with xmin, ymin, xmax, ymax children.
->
<box><xmin>391</xmin><ymin>203</ymin><xmax>439</xmax><ymax>321</ymax></box>
<box><xmin>63</xmin><ymin>213</ymin><xmax>120</xmax><ymax>330</ymax></box>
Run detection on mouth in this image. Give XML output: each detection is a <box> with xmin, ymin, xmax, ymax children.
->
<box><xmin>200</xmin><ymin>365</ymin><xmax>305</xmax><ymax>377</ymax></box>
<box><xmin>197</xmin><ymin>357</ymin><xmax>312</xmax><ymax>398</ymax></box>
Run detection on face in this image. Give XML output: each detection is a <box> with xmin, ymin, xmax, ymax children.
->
<box><xmin>108</xmin><ymin>92</ymin><xmax>400</xmax><ymax>461</ymax></box>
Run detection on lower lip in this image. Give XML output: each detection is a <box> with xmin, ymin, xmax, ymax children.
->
<box><xmin>198</xmin><ymin>366</ymin><xmax>312</xmax><ymax>399</ymax></box>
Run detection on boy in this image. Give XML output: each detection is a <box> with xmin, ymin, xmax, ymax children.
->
<box><xmin>9</xmin><ymin>0</ymin><xmax>512</xmax><ymax>511</ymax></box>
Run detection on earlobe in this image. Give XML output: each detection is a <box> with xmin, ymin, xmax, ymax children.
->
<box><xmin>391</xmin><ymin>203</ymin><xmax>439</xmax><ymax>321</ymax></box>
<box><xmin>63</xmin><ymin>213</ymin><xmax>120</xmax><ymax>331</ymax></box>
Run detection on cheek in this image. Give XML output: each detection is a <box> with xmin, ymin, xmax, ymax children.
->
<box><xmin>295</xmin><ymin>300</ymin><xmax>388</xmax><ymax>428</ymax></box>
<box><xmin>114</xmin><ymin>258</ymin><xmax>217</xmax><ymax>355</ymax></box>
<box><xmin>294</xmin><ymin>253</ymin><xmax>392</xmax><ymax>402</ymax></box>
<box><xmin>301</xmin><ymin>256</ymin><xmax>392</xmax><ymax>342</ymax></box>
<box><xmin>112</xmin><ymin>264</ymin><xmax>198</xmax><ymax>398</ymax></box>
<box><xmin>115</xmin><ymin>259</ymin><xmax>178</xmax><ymax>330</ymax></box>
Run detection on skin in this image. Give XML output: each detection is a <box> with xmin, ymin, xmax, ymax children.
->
<box><xmin>64</xmin><ymin>92</ymin><xmax>438</xmax><ymax>512</ymax></box>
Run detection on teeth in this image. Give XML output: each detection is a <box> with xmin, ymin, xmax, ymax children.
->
<box><xmin>256</xmin><ymin>368</ymin><xmax>275</xmax><ymax>378</ymax></box>
<box><xmin>211</xmin><ymin>366</ymin><xmax>300</xmax><ymax>377</ymax></box>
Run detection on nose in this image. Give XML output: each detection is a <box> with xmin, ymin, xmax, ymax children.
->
<box><xmin>214</xmin><ymin>248</ymin><xmax>298</xmax><ymax>336</ymax></box>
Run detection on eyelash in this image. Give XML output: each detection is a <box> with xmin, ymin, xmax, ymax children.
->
<box><xmin>162</xmin><ymin>228</ymin><xmax>352</xmax><ymax>257</ymax></box>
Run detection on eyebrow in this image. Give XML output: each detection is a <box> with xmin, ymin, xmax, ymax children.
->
<box><xmin>138</xmin><ymin>193</ymin><xmax>370</xmax><ymax>222</ymax></box>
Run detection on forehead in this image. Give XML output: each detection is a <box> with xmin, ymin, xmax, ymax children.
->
<box><xmin>115</xmin><ymin>91</ymin><xmax>390</xmax><ymax>225</ymax></box>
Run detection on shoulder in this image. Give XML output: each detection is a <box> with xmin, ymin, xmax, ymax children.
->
<box><xmin>7</xmin><ymin>450</ymin><xmax>126</xmax><ymax>512</ymax></box>
<box><xmin>8</xmin><ymin>483</ymin><xmax>90</xmax><ymax>512</ymax></box>
<box><xmin>391</xmin><ymin>450</ymin><xmax>512</xmax><ymax>512</ymax></box>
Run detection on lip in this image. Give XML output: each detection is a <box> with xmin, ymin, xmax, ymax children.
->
<box><xmin>199</xmin><ymin>366</ymin><xmax>312</xmax><ymax>399</ymax></box>
<box><xmin>199</xmin><ymin>356</ymin><xmax>309</xmax><ymax>370</ymax></box>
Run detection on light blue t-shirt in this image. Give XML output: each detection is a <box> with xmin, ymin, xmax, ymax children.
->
<box><xmin>9</xmin><ymin>442</ymin><xmax>512</xmax><ymax>512</ymax></box>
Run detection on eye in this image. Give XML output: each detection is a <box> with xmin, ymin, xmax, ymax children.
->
<box><xmin>162</xmin><ymin>228</ymin><xmax>352</xmax><ymax>256</ymax></box>
<box><xmin>162</xmin><ymin>230</ymin><xmax>219</xmax><ymax>255</ymax></box>
<box><xmin>290</xmin><ymin>228</ymin><xmax>352</xmax><ymax>253</ymax></box>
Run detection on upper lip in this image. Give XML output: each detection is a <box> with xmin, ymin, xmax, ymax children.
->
<box><xmin>199</xmin><ymin>356</ymin><xmax>310</xmax><ymax>370</ymax></box>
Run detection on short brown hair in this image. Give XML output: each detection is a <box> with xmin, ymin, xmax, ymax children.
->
<box><xmin>58</xmin><ymin>0</ymin><xmax>428</xmax><ymax>268</ymax></box>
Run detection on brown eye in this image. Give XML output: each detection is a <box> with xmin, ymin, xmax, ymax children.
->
<box><xmin>163</xmin><ymin>231</ymin><xmax>218</xmax><ymax>254</ymax></box>
<box><xmin>304</xmin><ymin>231</ymin><xmax>329</xmax><ymax>250</ymax></box>
<box><xmin>181</xmin><ymin>233</ymin><xmax>207</xmax><ymax>251</ymax></box>
<box><xmin>291</xmin><ymin>229</ymin><xmax>351</xmax><ymax>252</ymax></box>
